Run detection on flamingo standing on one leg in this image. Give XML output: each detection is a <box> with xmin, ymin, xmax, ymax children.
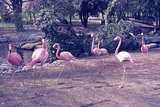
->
<box><xmin>28</xmin><ymin>37</ymin><xmax>48</xmax><ymax>85</ymax></box>
<box><xmin>140</xmin><ymin>33</ymin><xmax>148</xmax><ymax>54</ymax></box>
<box><xmin>114</xmin><ymin>36</ymin><xmax>134</xmax><ymax>88</ymax></box>
<box><xmin>7</xmin><ymin>44</ymin><xmax>23</xmax><ymax>80</ymax></box>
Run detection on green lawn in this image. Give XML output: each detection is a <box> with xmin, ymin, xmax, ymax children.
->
<box><xmin>0</xmin><ymin>22</ymin><xmax>15</xmax><ymax>28</ymax></box>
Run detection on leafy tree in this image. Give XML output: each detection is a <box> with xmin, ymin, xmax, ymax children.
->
<box><xmin>1</xmin><ymin>0</ymin><xmax>26</xmax><ymax>31</ymax></box>
<box><xmin>79</xmin><ymin>0</ymin><xmax>109</xmax><ymax>27</ymax></box>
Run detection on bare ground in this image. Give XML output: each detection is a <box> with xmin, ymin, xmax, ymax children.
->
<box><xmin>0</xmin><ymin>50</ymin><xmax>160</xmax><ymax>107</ymax></box>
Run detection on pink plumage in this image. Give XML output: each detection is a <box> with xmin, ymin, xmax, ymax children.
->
<box><xmin>29</xmin><ymin>38</ymin><xmax>48</xmax><ymax>67</ymax></box>
<box><xmin>99</xmin><ymin>48</ymin><xmax>108</xmax><ymax>55</ymax></box>
<box><xmin>53</xmin><ymin>43</ymin><xmax>75</xmax><ymax>61</ymax></box>
<box><xmin>91</xmin><ymin>33</ymin><xmax>108</xmax><ymax>56</ymax></box>
<box><xmin>7</xmin><ymin>44</ymin><xmax>23</xmax><ymax>66</ymax></box>
<box><xmin>91</xmin><ymin>48</ymin><xmax>101</xmax><ymax>56</ymax></box>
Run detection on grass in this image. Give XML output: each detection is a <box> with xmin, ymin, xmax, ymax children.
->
<box><xmin>0</xmin><ymin>22</ymin><xmax>15</xmax><ymax>28</ymax></box>
<box><xmin>0</xmin><ymin>51</ymin><xmax>160</xmax><ymax>107</ymax></box>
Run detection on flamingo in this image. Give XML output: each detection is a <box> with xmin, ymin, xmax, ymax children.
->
<box><xmin>29</xmin><ymin>38</ymin><xmax>48</xmax><ymax>68</ymax></box>
<box><xmin>91</xmin><ymin>33</ymin><xmax>108</xmax><ymax>56</ymax></box>
<box><xmin>52</xmin><ymin>43</ymin><xmax>75</xmax><ymax>80</ymax></box>
<box><xmin>97</xmin><ymin>40</ymin><xmax>108</xmax><ymax>55</ymax></box>
<box><xmin>140</xmin><ymin>33</ymin><xmax>148</xmax><ymax>54</ymax></box>
<box><xmin>114</xmin><ymin>36</ymin><xmax>134</xmax><ymax>88</ymax></box>
<box><xmin>7</xmin><ymin>44</ymin><xmax>23</xmax><ymax>80</ymax></box>
<box><xmin>27</xmin><ymin>37</ymin><xmax>48</xmax><ymax>85</ymax></box>
<box><xmin>53</xmin><ymin>43</ymin><xmax>75</xmax><ymax>61</ymax></box>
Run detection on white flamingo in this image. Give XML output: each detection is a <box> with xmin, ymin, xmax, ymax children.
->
<box><xmin>114</xmin><ymin>36</ymin><xmax>134</xmax><ymax>88</ymax></box>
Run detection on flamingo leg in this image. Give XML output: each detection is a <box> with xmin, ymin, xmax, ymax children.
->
<box><xmin>39</xmin><ymin>64</ymin><xmax>45</xmax><ymax>87</ymax></box>
<box><xmin>119</xmin><ymin>64</ymin><xmax>126</xmax><ymax>88</ymax></box>
<box><xmin>32</xmin><ymin>67</ymin><xmax>36</xmax><ymax>87</ymax></box>
<box><xmin>56</xmin><ymin>69</ymin><xmax>64</xmax><ymax>84</ymax></box>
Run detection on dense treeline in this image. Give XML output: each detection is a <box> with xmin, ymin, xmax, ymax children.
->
<box><xmin>0</xmin><ymin>0</ymin><xmax>160</xmax><ymax>30</ymax></box>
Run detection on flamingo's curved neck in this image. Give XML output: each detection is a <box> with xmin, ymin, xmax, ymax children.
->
<box><xmin>141</xmin><ymin>35</ymin><xmax>145</xmax><ymax>45</ymax></box>
<box><xmin>91</xmin><ymin>37</ymin><xmax>95</xmax><ymax>50</ymax></box>
<box><xmin>115</xmin><ymin>38</ymin><xmax>121</xmax><ymax>55</ymax></box>
<box><xmin>8</xmin><ymin>45</ymin><xmax>12</xmax><ymax>53</ymax></box>
<box><xmin>97</xmin><ymin>40</ymin><xmax>100</xmax><ymax>49</ymax></box>
<box><xmin>42</xmin><ymin>40</ymin><xmax>47</xmax><ymax>49</ymax></box>
<box><xmin>55</xmin><ymin>44</ymin><xmax>61</xmax><ymax>59</ymax></box>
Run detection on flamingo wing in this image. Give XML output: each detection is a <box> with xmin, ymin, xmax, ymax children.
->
<box><xmin>92</xmin><ymin>48</ymin><xmax>101</xmax><ymax>56</ymax></box>
<box><xmin>100</xmin><ymin>48</ymin><xmax>108</xmax><ymax>55</ymax></box>
<box><xmin>60</xmin><ymin>51</ymin><xmax>74</xmax><ymax>61</ymax></box>
<box><xmin>141</xmin><ymin>45</ymin><xmax>148</xmax><ymax>53</ymax></box>
<box><xmin>116</xmin><ymin>51</ymin><xmax>133</xmax><ymax>63</ymax></box>
<box><xmin>8</xmin><ymin>52</ymin><xmax>23</xmax><ymax>66</ymax></box>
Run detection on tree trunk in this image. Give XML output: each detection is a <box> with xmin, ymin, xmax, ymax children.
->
<box><xmin>11</xmin><ymin>0</ymin><xmax>24</xmax><ymax>32</ymax></box>
<box><xmin>14</xmin><ymin>11</ymin><xmax>24</xmax><ymax>31</ymax></box>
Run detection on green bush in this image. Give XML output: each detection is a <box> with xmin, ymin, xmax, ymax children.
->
<box><xmin>98</xmin><ymin>20</ymin><xmax>140</xmax><ymax>53</ymax></box>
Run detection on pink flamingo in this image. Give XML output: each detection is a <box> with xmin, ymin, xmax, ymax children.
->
<box><xmin>53</xmin><ymin>43</ymin><xmax>75</xmax><ymax>80</ymax></box>
<box><xmin>29</xmin><ymin>38</ymin><xmax>48</xmax><ymax>68</ymax></box>
<box><xmin>91</xmin><ymin>33</ymin><xmax>108</xmax><ymax>56</ymax></box>
<box><xmin>53</xmin><ymin>43</ymin><xmax>75</xmax><ymax>61</ymax></box>
<box><xmin>114</xmin><ymin>36</ymin><xmax>134</xmax><ymax>88</ymax></box>
<box><xmin>140</xmin><ymin>33</ymin><xmax>148</xmax><ymax>54</ymax></box>
<box><xmin>97</xmin><ymin>40</ymin><xmax>108</xmax><ymax>55</ymax></box>
<box><xmin>28</xmin><ymin>37</ymin><xmax>48</xmax><ymax>85</ymax></box>
<box><xmin>7</xmin><ymin>44</ymin><xmax>23</xmax><ymax>79</ymax></box>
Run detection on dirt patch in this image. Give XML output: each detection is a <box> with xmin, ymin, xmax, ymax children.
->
<box><xmin>0</xmin><ymin>51</ymin><xmax>160</xmax><ymax>107</ymax></box>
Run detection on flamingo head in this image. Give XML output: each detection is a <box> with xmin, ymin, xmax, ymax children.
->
<box><xmin>53</xmin><ymin>43</ymin><xmax>60</xmax><ymax>49</ymax></box>
<box><xmin>141</xmin><ymin>32</ymin><xmax>144</xmax><ymax>36</ymax></box>
<box><xmin>8</xmin><ymin>44</ymin><xmax>12</xmax><ymax>51</ymax></box>
<box><xmin>114</xmin><ymin>36</ymin><xmax>121</xmax><ymax>41</ymax></box>
<box><xmin>90</xmin><ymin>32</ymin><xmax>96</xmax><ymax>38</ymax></box>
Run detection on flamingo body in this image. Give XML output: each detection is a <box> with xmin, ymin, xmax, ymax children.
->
<box><xmin>30</xmin><ymin>38</ymin><xmax>48</xmax><ymax>67</ymax></box>
<box><xmin>141</xmin><ymin>45</ymin><xmax>148</xmax><ymax>53</ymax></box>
<box><xmin>8</xmin><ymin>52</ymin><xmax>23</xmax><ymax>66</ymax></box>
<box><xmin>31</xmin><ymin>48</ymin><xmax>48</xmax><ymax>64</ymax></box>
<box><xmin>53</xmin><ymin>43</ymin><xmax>75</xmax><ymax>61</ymax></box>
<box><xmin>100</xmin><ymin>48</ymin><xmax>108</xmax><ymax>55</ymax></box>
<box><xmin>91</xmin><ymin>33</ymin><xmax>108</xmax><ymax>56</ymax></box>
<box><xmin>7</xmin><ymin>44</ymin><xmax>23</xmax><ymax>66</ymax></box>
<box><xmin>59</xmin><ymin>51</ymin><xmax>74</xmax><ymax>61</ymax></box>
<box><xmin>116</xmin><ymin>51</ymin><xmax>133</xmax><ymax>63</ymax></box>
<box><xmin>91</xmin><ymin>48</ymin><xmax>101</xmax><ymax>56</ymax></box>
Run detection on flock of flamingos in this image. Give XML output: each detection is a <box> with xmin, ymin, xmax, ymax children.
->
<box><xmin>7</xmin><ymin>32</ymin><xmax>148</xmax><ymax>88</ymax></box>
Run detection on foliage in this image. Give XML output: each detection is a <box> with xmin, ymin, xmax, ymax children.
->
<box><xmin>79</xmin><ymin>0</ymin><xmax>109</xmax><ymax>27</ymax></box>
<box><xmin>98</xmin><ymin>20</ymin><xmax>139</xmax><ymax>52</ymax></box>
<box><xmin>34</xmin><ymin>0</ymin><xmax>76</xmax><ymax>28</ymax></box>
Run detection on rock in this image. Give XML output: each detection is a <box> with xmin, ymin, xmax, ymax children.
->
<box><xmin>0</xmin><ymin>37</ymin><xmax>8</xmax><ymax>43</ymax></box>
<box><xmin>21</xmin><ymin>41</ymin><xmax>41</xmax><ymax>50</ymax></box>
<box><xmin>0</xmin><ymin>64</ymin><xmax>12</xmax><ymax>74</ymax></box>
<box><xmin>146</xmin><ymin>43</ymin><xmax>158</xmax><ymax>48</ymax></box>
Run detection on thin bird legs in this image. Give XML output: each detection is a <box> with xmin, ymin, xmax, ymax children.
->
<box><xmin>32</xmin><ymin>64</ymin><xmax>46</xmax><ymax>87</ymax></box>
<box><xmin>119</xmin><ymin>63</ymin><xmax>127</xmax><ymax>88</ymax></box>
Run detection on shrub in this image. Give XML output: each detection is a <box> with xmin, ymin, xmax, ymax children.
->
<box><xmin>98</xmin><ymin>20</ymin><xmax>140</xmax><ymax>53</ymax></box>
